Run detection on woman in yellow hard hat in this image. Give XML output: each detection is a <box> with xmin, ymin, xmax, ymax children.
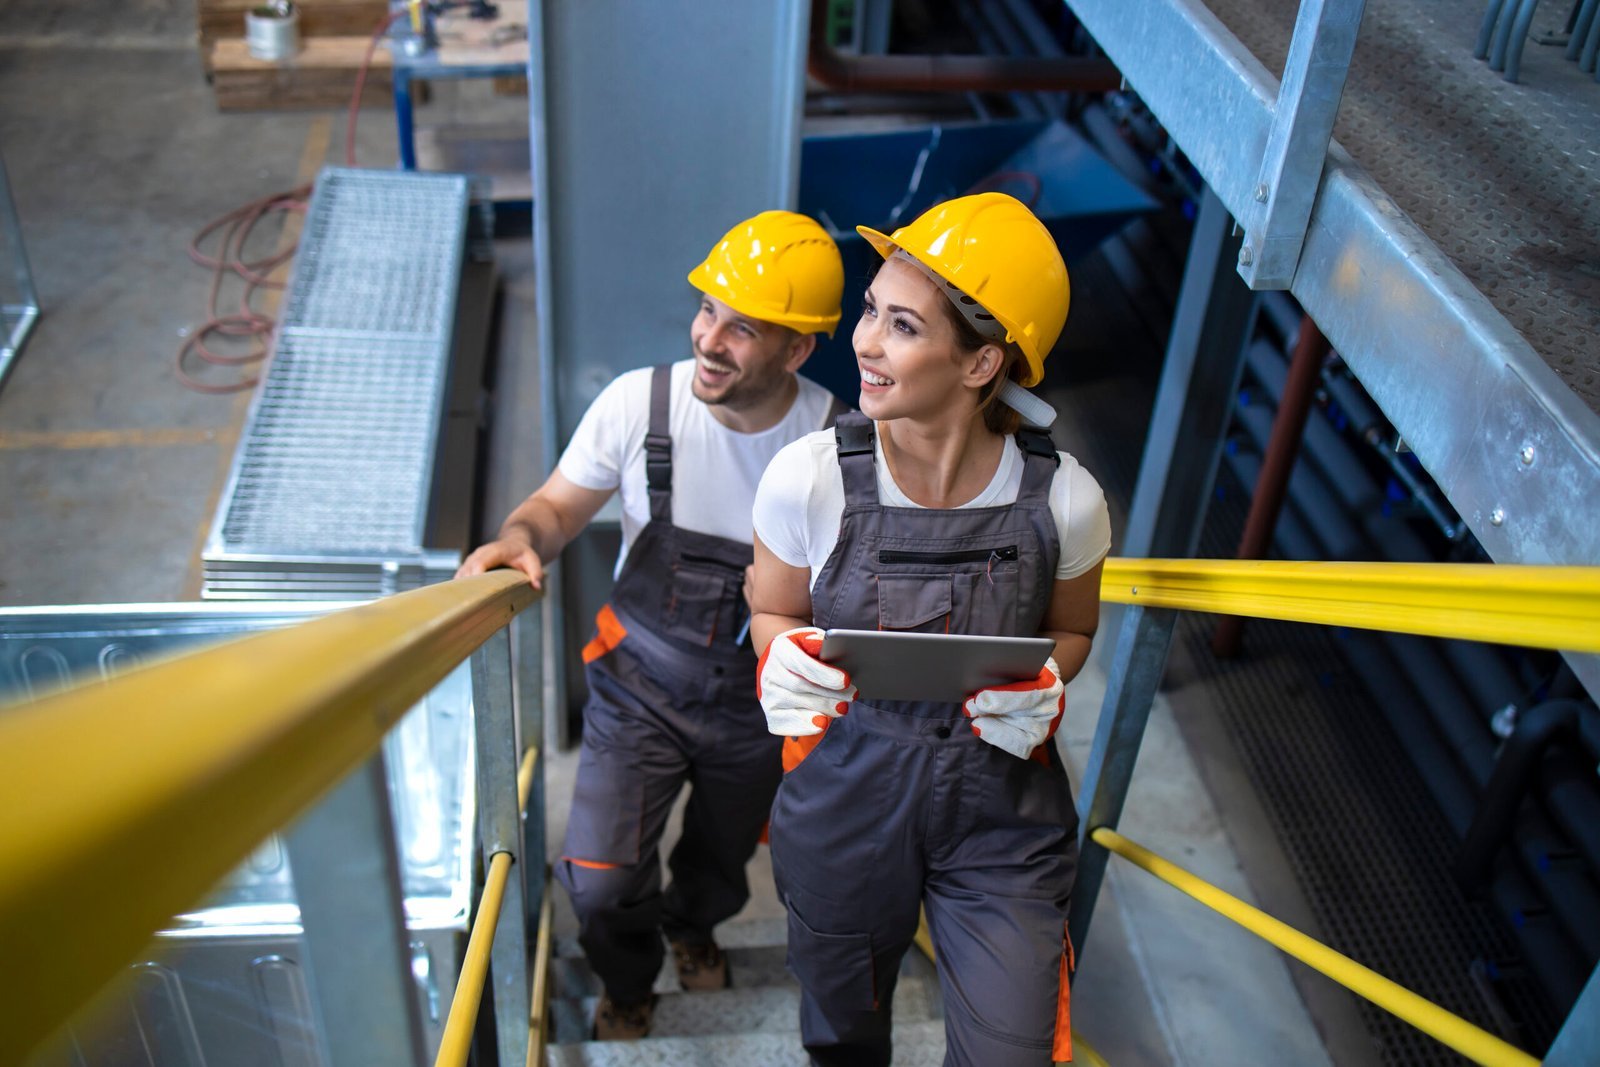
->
<box><xmin>749</xmin><ymin>193</ymin><xmax>1110</xmax><ymax>1065</ymax></box>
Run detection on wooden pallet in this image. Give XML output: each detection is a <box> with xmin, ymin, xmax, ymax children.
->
<box><xmin>209</xmin><ymin>37</ymin><xmax>393</xmax><ymax>112</ymax></box>
<box><xmin>198</xmin><ymin>0</ymin><xmax>389</xmax><ymax>69</ymax></box>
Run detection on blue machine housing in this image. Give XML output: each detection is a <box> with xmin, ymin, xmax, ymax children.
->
<box><xmin>798</xmin><ymin>118</ymin><xmax>1160</xmax><ymax>402</ymax></box>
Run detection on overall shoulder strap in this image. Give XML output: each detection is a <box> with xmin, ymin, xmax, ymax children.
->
<box><xmin>820</xmin><ymin>391</ymin><xmax>852</xmax><ymax>430</ymax></box>
<box><xmin>644</xmin><ymin>364</ymin><xmax>673</xmax><ymax>523</ymax></box>
<box><xmin>1014</xmin><ymin>425</ymin><xmax>1060</xmax><ymax>502</ymax></box>
<box><xmin>834</xmin><ymin>411</ymin><xmax>879</xmax><ymax>506</ymax></box>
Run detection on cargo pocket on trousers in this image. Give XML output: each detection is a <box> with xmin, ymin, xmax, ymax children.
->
<box><xmin>561</xmin><ymin>753</ymin><xmax>643</xmax><ymax>867</ymax></box>
<box><xmin>786</xmin><ymin>904</ymin><xmax>877</xmax><ymax>1012</ymax></box>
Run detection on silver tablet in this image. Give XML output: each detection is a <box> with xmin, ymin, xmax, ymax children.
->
<box><xmin>819</xmin><ymin>629</ymin><xmax>1055</xmax><ymax>703</ymax></box>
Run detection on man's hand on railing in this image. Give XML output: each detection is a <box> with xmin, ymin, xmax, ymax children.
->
<box><xmin>457</xmin><ymin>537</ymin><xmax>547</xmax><ymax>589</ymax></box>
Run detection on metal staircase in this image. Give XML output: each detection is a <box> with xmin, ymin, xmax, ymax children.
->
<box><xmin>543</xmin><ymin>915</ymin><xmax>949</xmax><ymax>1066</ymax></box>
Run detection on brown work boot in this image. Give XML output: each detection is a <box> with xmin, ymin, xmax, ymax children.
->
<box><xmin>593</xmin><ymin>992</ymin><xmax>653</xmax><ymax>1040</ymax></box>
<box><xmin>670</xmin><ymin>938</ymin><xmax>729</xmax><ymax>992</ymax></box>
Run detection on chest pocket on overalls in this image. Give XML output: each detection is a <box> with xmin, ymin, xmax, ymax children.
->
<box><xmin>875</xmin><ymin>545</ymin><xmax>1021</xmax><ymax>634</ymax></box>
<box><xmin>662</xmin><ymin>553</ymin><xmax>743</xmax><ymax>646</ymax></box>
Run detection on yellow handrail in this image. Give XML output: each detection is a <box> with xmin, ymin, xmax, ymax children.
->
<box><xmin>0</xmin><ymin>570</ymin><xmax>538</xmax><ymax>1057</ymax></box>
<box><xmin>527</xmin><ymin>877</ymin><xmax>555</xmax><ymax>1067</ymax></box>
<box><xmin>1100</xmin><ymin>559</ymin><xmax>1600</xmax><ymax>652</ymax></box>
<box><xmin>435</xmin><ymin>745</ymin><xmax>540</xmax><ymax>1067</ymax></box>
<box><xmin>1091</xmin><ymin>828</ymin><xmax>1541</xmax><ymax>1067</ymax></box>
<box><xmin>437</xmin><ymin>852</ymin><xmax>514</xmax><ymax>1065</ymax></box>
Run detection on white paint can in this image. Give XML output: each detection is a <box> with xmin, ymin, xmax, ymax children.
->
<box><xmin>245</xmin><ymin>2</ymin><xmax>299</xmax><ymax>61</ymax></box>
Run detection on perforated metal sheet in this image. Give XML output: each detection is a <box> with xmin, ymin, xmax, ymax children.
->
<box><xmin>1198</xmin><ymin>0</ymin><xmax>1600</xmax><ymax>414</ymax></box>
<box><xmin>206</xmin><ymin>168</ymin><xmax>468</xmax><ymax>570</ymax></box>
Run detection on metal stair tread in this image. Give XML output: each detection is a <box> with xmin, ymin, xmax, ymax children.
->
<box><xmin>545</xmin><ymin>1018</ymin><xmax>949</xmax><ymax>1066</ymax></box>
<box><xmin>551</xmin><ymin>975</ymin><xmax>938</xmax><ymax>1043</ymax></box>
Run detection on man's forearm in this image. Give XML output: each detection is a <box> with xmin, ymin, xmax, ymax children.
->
<box><xmin>497</xmin><ymin>495</ymin><xmax>574</xmax><ymax>563</ymax></box>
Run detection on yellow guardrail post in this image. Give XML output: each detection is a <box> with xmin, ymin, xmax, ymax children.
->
<box><xmin>0</xmin><ymin>570</ymin><xmax>537</xmax><ymax>1059</ymax></box>
<box><xmin>1092</xmin><ymin>827</ymin><xmax>1541</xmax><ymax>1067</ymax></box>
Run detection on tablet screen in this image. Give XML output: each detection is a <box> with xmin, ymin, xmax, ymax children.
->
<box><xmin>820</xmin><ymin>629</ymin><xmax>1055</xmax><ymax>703</ymax></box>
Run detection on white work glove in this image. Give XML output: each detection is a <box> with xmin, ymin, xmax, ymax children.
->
<box><xmin>963</xmin><ymin>657</ymin><xmax>1066</xmax><ymax>761</ymax></box>
<box><xmin>757</xmin><ymin>627</ymin><xmax>857</xmax><ymax>737</ymax></box>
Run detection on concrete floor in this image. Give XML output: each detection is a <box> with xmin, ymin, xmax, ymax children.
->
<box><xmin>1</xmin><ymin>7</ymin><xmax>1361</xmax><ymax>1065</ymax></box>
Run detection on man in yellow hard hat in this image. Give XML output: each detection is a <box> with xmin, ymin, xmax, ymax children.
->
<box><xmin>458</xmin><ymin>210</ymin><xmax>846</xmax><ymax>1040</ymax></box>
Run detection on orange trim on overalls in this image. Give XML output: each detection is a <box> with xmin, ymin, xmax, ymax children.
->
<box><xmin>1052</xmin><ymin>923</ymin><xmax>1075</xmax><ymax>1061</ymax></box>
<box><xmin>581</xmin><ymin>603</ymin><xmax>628</xmax><ymax>664</ymax></box>
<box><xmin>564</xmin><ymin>857</ymin><xmax>621</xmax><ymax>871</ymax></box>
<box><xmin>782</xmin><ymin>732</ymin><xmax>826</xmax><ymax>773</ymax></box>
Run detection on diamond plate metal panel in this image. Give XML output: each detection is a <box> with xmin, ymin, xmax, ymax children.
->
<box><xmin>203</xmin><ymin>168</ymin><xmax>468</xmax><ymax>591</ymax></box>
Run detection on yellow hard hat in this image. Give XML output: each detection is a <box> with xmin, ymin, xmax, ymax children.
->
<box><xmin>857</xmin><ymin>192</ymin><xmax>1069</xmax><ymax>387</ymax></box>
<box><xmin>688</xmin><ymin>210</ymin><xmax>844</xmax><ymax>337</ymax></box>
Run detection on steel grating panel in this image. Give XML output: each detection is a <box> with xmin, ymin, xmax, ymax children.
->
<box><xmin>204</xmin><ymin>168</ymin><xmax>468</xmax><ymax>586</ymax></box>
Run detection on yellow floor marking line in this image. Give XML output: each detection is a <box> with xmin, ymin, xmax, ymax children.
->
<box><xmin>0</xmin><ymin>428</ymin><xmax>224</xmax><ymax>450</ymax></box>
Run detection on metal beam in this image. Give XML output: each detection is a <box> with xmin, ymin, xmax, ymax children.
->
<box><xmin>1063</xmin><ymin>0</ymin><xmax>1600</xmax><ymax>696</ymax></box>
<box><xmin>1237</xmin><ymin>0</ymin><xmax>1366</xmax><ymax>289</ymax></box>
<box><xmin>1544</xmin><ymin>964</ymin><xmax>1600</xmax><ymax>1066</ymax></box>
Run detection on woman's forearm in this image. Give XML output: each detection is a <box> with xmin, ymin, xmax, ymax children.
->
<box><xmin>753</xmin><ymin>612</ymin><xmax>813</xmax><ymax>655</ymax></box>
<box><xmin>1042</xmin><ymin>629</ymin><xmax>1094</xmax><ymax>684</ymax></box>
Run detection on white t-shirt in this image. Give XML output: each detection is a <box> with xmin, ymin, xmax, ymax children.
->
<box><xmin>558</xmin><ymin>360</ymin><xmax>839</xmax><ymax>573</ymax></box>
<box><xmin>753</xmin><ymin>428</ymin><xmax>1112</xmax><ymax>591</ymax></box>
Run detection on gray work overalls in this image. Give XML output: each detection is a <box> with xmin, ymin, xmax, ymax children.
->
<box><xmin>556</xmin><ymin>364</ymin><xmax>788</xmax><ymax>1004</ymax></box>
<box><xmin>770</xmin><ymin>413</ymin><xmax>1080</xmax><ymax>1066</ymax></box>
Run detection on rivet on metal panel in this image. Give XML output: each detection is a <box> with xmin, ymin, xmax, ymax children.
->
<box><xmin>1519</xmin><ymin>445</ymin><xmax>1536</xmax><ymax>466</ymax></box>
<box><xmin>1239</xmin><ymin>245</ymin><xmax>1255</xmax><ymax>266</ymax></box>
<box><xmin>1255</xmin><ymin>183</ymin><xmax>1270</xmax><ymax>203</ymax></box>
<box><xmin>1490</xmin><ymin>508</ymin><xmax>1506</xmax><ymax>526</ymax></box>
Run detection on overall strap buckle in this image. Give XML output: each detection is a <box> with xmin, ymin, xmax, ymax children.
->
<box><xmin>835</xmin><ymin>415</ymin><xmax>875</xmax><ymax>457</ymax></box>
<box><xmin>1015</xmin><ymin>427</ymin><xmax>1059</xmax><ymax>465</ymax></box>
<box><xmin>644</xmin><ymin>432</ymin><xmax>673</xmax><ymax>490</ymax></box>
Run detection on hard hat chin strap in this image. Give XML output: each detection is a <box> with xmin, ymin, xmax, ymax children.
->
<box><xmin>889</xmin><ymin>250</ymin><xmax>1055</xmax><ymax>429</ymax></box>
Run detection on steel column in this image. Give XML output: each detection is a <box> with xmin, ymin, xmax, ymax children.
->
<box><xmin>527</xmin><ymin>0</ymin><xmax>810</xmax><ymax>731</ymax></box>
<box><xmin>285</xmin><ymin>755</ymin><xmax>428</xmax><ymax>1067</ymax></box>
<box><xmin>1075</xmin><ymin>186</ymin><xmax>1257</xmax><ymax>956</ymax></box>
<box><xmin>1236</xmin><ymin>0</ymin><xmax>1367</xmax><ymax>289</ymax></box>
<box><xmin>1069</xmin><ymin>605</ymin><xmax>1180</xmax><ymax>956</ymax></box>
<box><xmin>1120</xmin><ymin>187</ymin><xmax>1260</xmax><ymax>561</ymax></box>
<box><xmin>1545</xmin><ymin>964</ymin><xmax>1600</xmax><ymax>1066</ymax></box>
<box><xmin>470</xmin><ymin>626</ymin><xmax>529</xmax><ymax>1067</ymax></box>
<box><xmin>514</xmin><ymin>610</ymin><xmax>547</xmax><ymax>930</ymax></box>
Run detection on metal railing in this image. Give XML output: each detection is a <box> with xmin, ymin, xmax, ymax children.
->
<box><xmin>0</xmin><ymin>570</ymin><xmax>537</xmax><ymax>1061</ymax></box>
<box><xmin>1094</xmin><ymin>828</ymin><xmax>1538</xmax><ymax>1067</ymax></box>
<box><xmin>3</xmin><ymin>559</ymin><xmax>1598</xmax><ymax>1063</ymax></box>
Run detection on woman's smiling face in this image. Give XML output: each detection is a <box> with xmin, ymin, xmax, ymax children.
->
<box><xmin>852</xmin><ymin>256</ymin><xmax>989</xmax><ymax>423</ymax></box>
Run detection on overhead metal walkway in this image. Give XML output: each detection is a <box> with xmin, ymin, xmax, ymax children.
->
<box><xmin>1063</xmin><ymin>0</ymin><xmax>1600</xmax><ymax>695</ymax></box>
